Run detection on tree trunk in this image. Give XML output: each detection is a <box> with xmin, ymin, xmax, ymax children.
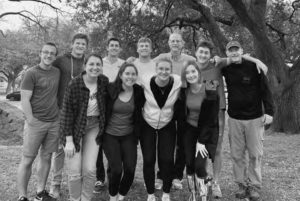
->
<box><xmin>187</xmin><ymin>0</ymin><xmax>228</xmax><ymax>56</ymax></box>
<box><xmin>227</xmin><ymin>0</ymin><xmax>300</xmax><ymax>133</ymax></box>
<box><xmin>6</xmin><ymin>79</ymin><xmax>12</xmax><ymax>94</ymax></box>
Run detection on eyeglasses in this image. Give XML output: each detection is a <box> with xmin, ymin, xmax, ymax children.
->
<box><xmin>41</xmin><ymin>51</ymin><xmax>56</xmax><ymax>56</ymax></box>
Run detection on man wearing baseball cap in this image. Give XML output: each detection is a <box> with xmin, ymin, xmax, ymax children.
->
<box><xmin>222</xmin><ymin>40</ymin><xmax>274</xmax><ymax>200</ymax></box>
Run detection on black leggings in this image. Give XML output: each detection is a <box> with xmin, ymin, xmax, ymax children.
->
<box><xmin>103</xmin><ymin>133</ymin><xmax>137</xmax><ymax>196</ymax></box>
<box><xmin>96</xmin><ymin>145</ymin><xmax>106</xmax><ymax>182</ymax></box>
<box><xmin>183</xmin><ymin>123</ymin><xmax>208</xmax><ymax>178</ymax></box>
<box><xmin>140</xmin><ymin>120</ymin><xmax>176</xmax><ymax>194</ymax></box>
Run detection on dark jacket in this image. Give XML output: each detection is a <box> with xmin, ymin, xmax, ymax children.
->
<box><xmin>105</xmin><ymin>83</ymin><xmax>145</xmax><ymax>140</ymax></box>
<box><xmin>175</xmin><ymin>85</ymin><xmax>220</xmax><ymax>160</ymax></box>
<box><xmin>60</xmin><ymin>72</ymin><xmax>108</xmax><ymax>152</ymax></box>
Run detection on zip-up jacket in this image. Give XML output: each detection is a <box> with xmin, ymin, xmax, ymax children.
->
<box><xmin>143</xmin><ymin>74</ymin><xmax>181</xmax><ymax>130</ymax></box>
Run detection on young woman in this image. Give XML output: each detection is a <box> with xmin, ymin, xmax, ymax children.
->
<box><xmin>103</xmin><ymin>62</ymin><xmax>144</xmax><ymax>201</ymax></box>
<box><xmin>176</xmin><ymin>61</ymin><xmax>219</xmax><ymax>201</ymax></box>
<box><xmin>60</xmin><ymin>53</ymin><xmax>108</xmax><ymax>201</ymax></box>
<box><xmin>140</xmin><ymin>58</ymin><xmax>181</xmax><ymax>201</ymax></box>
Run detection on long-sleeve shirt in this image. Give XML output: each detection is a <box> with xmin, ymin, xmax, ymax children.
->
<box><xmin>60</xmin><ymin>72</ymin><xmax>108</xmax><ymax>152</ymax></box>
<box><xmin>221</xmin><ymin>59</ymin><xmax>274</xmax><ymax>120</ymax></box>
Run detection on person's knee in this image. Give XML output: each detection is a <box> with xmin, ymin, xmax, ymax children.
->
<box><xmin>21</xmin><ymin>155</ymin><xmax>35</xmax><ymax>168</ymax></box>
<box><xmin>248</xmin><ymin>151</ymin><xmax>263</xmax><ymax>161</ymax></box>
<box><xmin>82</xmin><ymin>164</ymin><xmax>96</xmax><ymax>178</ymax></box>
<box><xmin>123</xmin><ymin>162</ymin><xmax>136</xmax><ymax>176</ymax></box>
<box><xmin>143</xmin><ymin>154</ymin><xmax>155</xmax><ymax>167</ymax></box>
<box><xmin>159</xmin><ymin>153</ymin><xmax>173</xmax><ymax>165</ymax></box>
<box><xmin>40</xmin><ymin>153</ymin><xmax>52</xmax><ymax>164</ymax></box>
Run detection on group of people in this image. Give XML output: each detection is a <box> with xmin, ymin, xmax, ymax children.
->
<box><xmin>17</xmin><ymin>32</ymin><xmax>274</xmax><ymax>201</ymax></box>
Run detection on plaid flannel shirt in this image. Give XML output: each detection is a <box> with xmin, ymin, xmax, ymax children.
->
<box><xmin>60</xmin><ymin>72</ymin><xmax>108</xmax><ymax>152</ymax></box>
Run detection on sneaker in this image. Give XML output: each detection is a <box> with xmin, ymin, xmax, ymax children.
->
<box><xmin>118</xmin><ymin>194</ymin><xmax>125</xmax><ymax>201</ymax></box>
<box><xmin>247</xmin><ymin>186</ymin><xmax>260</xmax><ymax>201</ymax></box>
<box><xmin>34</xmin><ymin>190</ymin><xmax>55</xmax><ymax>201</ymax></box>
<box><xmin>212</xmin><ymin>182</ymin><xmax>222</xmax><ymax>198</ymax></box>
<box><xmin>49</xmin><ymin>185</ymin><xmax>60</xmax><ymax>199</ymax></box>
<box><xmin>161</xmin><ymin>193</ymin><xmax>170</xmax><ymax>201</ymax></box>
<box><xmin>172</xmin><ymin>179</ymin><xmax>183</xmax><ymax>190</ymax></box>
<box><xmin>18</xmin><ymin>196</ymin><xmax>29</xmax><ymax>201</ymax></box>
<box><xmin>93</xmin><ymin>180</ymin><xmax>105</xmax><ymax>193</ymax></box>
<box><xmin>109</xmin><ymin>195</ymin><xmax>118</xmax><ymax>201</ymax></box>
<box><xmin>155</xmin><ymin>179</ymin><xmax>163</xmax><ymax>190</ymax></box>
<box><xmin>147</xmin><ymin>194</ymin><xmax>156</xmax><ymax>201</ymax></box>
<box><xmin>235</xmin><ymin>184</ymin><xmax>247</xmax><ymax>199</ymax></box>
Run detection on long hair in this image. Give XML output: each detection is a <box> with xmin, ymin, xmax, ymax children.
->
<box><xmin>181</xmin><ymin>60</ymin><xmax>202</xmax><ymax>88</ymax></box>
<box><xmin>112</xmin><ymin>62</ymin><xmax>138</xmax><ymax>95</ymax></box>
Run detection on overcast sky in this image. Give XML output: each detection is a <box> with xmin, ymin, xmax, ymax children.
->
<box><xmin>0</xmin><ymin>0</ymin><xmax>74</xmax><ymax>31</ymax></box>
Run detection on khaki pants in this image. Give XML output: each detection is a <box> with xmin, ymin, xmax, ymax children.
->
<box><xmin>228</xmin><ymin>116</ymin><xmax>264</xmax><ymax>189</ymax></box>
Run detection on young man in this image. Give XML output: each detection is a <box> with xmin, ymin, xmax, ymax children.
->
<box><xmin>154</xmin><ymin>33</ymin><xmax>196</xmax><ymax>190</ymax></box>
<box><xmin>50</xmin><ymin>33</ymin><xmax>89</xmax><ymax>198</ymax></box>
<box><xmin>195</xmin><ymin>41</ymin><xmax>227</xmax><ymax>198</ymax></box>
<box><xmin>94</xmin><ymin>37</ymin><xmax>125</xmax><ymax>193</ymax></box>
<box><xmin>222</xmin><ymin>41</ymin><xmax>274</xmax><ymax>201</ymax></box>
<box><xmin>133</xmin><ymin>37</ymin><xmax>156</xmax><ymax>85</ymax></box>
<box><xmin>17</xmin><ymin>42</ymin><xmax>60</xmax><ymax>201</ymax></box>
<box><xmin>102</xmin><ymin>38</ymin><xmax>125</xmax><ymax>81</ymax></box>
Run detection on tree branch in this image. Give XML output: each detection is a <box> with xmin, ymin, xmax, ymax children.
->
<box><xmin>8</xmin><ymin>0</ymin><xmax>61</xmax><ymax>11</ymax></box>
<box><xmin>0</xmin><ymin>10</ymin><xmax>46</xmax><ymax>30</ymax></box>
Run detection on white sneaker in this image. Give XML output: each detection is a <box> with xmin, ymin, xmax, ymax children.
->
<box><xmin>155</xmin><ymin>179</ymin><xmax>163</xmax><ymax>190</ymax></box>
<box><xmin>118</xmin><ymin>194</ymin><xmax>125</xmax><ymax>201</ymax></box>
<box><xmin>212</xmin><ymin>182</ymin><xmax>222</xmax><ymax>198</ymax></box>
<box><xmin>109</xmin><ymin>195</ymin><xmax>118</xmax><ymax>201</ymax></box>
<box><xmin>147</xmin><ymin>194</ymin><xmax>156</xmax><ymax>201</ymax></box>
<box><xmin>161</xmin><ymin>193</ymin><xmax>170</xmax><ymax>201</ymax></box>
<box><xmin>172</xmin><ymin>179</ymin><xmax>183</xmax><ymax>190</ymax></box>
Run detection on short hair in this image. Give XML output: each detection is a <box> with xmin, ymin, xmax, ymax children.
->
<box><xmin>72</xmin><ymin>33</ymin><xmax>89</xmax><ymax>45</ymax></box>
<box><xmin>84</xmin><ymin>53</ymin><xmax>103</xmax><ymax>65</ymax></box>
<box><xmin>181</xmin><ymin>60</ymin><xmax>202</xmax><ymax>88</ymax></box>
<box><xmin>137</xmin><ymin>37</ymin><xmax>152</xmax><ymax>48</ymax></box>
<box><xmin>113</xmin><ymin>62</ymin><xmax>138</xmax><ymax>94</ymax></box>
<box><xmin>156</xmin><ymin>58</ymin><xmax>173</xmax><ymax>72</ymax></box>
<box><xmin>107</xmin><ymin>37</ymin><xmax>120</xmax><ymax>46</ymax></box>
<box><xmin>169</xmin><ymin>33</ymin><xmax>183</xmax><ymax>41</ymax></box>
<box><xmin>41</xmin><ymin>42</ymin><xmax>58</xmax><ymax>56</ymax></box>
<box><xmin>196</xmin><ymin>40</ymin><xmax>214</xmax><ymax>55</ymax></box>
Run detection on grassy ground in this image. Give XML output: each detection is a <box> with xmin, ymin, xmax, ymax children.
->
<box><xmin>1</xmin><ymin>130</ymin><xmax>299</xmax><ymax>201</ymax></box>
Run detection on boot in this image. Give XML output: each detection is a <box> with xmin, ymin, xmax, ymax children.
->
<box><xmin>195</xmin><ymin>176</ymin><xmax>207</xmax><ymax>201</ymax></box>
<box><xmin>187</xmin><ymin>175</ymin><xmax>196</xmax><ymax>201</ymax></box>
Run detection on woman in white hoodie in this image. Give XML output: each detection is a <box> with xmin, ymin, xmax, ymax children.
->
<box><xmin>140</xmin><ymin>58</ymin><xmax>181</xmax><ymax>201</ymax></box>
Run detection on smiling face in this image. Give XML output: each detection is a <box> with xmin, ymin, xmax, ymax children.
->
<box><xmin>107</xmin><ymin>40</ymin><xmax>121</xmax><ymax>57</ymax></box>
<box><xmin>137</xmin><ymin>42</ymin><xmax>152</xmax><ymax>57</ymax></box>
<box><xmin>168</xmin><ymin>33</ymin><xmax>184</xmax><ymax>53</ymax></box>
<box><xmin>196</xmin><ymin>46</ymin><xmax>211</xmax><ymax>64</ymax></box>
<box><xmin>156</xmin><ymin>61</ymin><xmax>172</xmax><ymax>82</ymax></box>
<box><xmin>226</xmin><ymin>46</ymin><xmax>243</xmax><ymax>63</ymax></box>
<box><xmin>185</xmin><ymin>64</ymin><xmax>200</xmax><ymax>85</ymax></box>
<box><xmin>71</xmin><ymin>38</ymin><xmax>87</xmax><ymax>57</ymax></box>
<box><xmin>120</xmin><ymin>66</ymin><xmax>138</xmax><ymax>87</ymax></box>
<box><xmin>85</xmin><ymin>56</ymin><xmax>103</xmax><ymax>78</ymax></box>
<box><xmin>40</xmin><ymin>44</ymin><xmax>57</xmax><ymax>67</ymax></box>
